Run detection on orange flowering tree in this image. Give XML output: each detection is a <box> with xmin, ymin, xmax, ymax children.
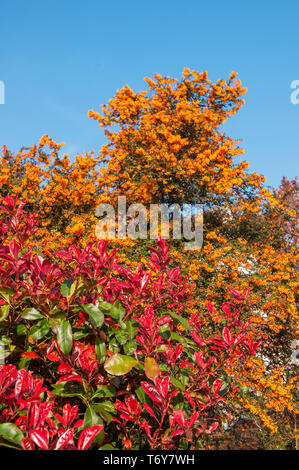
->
<box><xmin>88</xmin><ymin>69</ymin><xmax>298</xmax><ymax>447</ymax></box>
<box><xmin>0</xmin><ymin>137</ymin><xmax>101</xmax><ymax>254</ymax></box>
<box><xmin>0</xmin><ymin>69</ymin><xmax>298</xmax><ymax>448</ymax></box>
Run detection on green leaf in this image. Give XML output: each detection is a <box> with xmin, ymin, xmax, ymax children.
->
<box><xmin>96</xmin><ymin>410</ymin><xmax>113</xmax><ymax>425</ymax></box>
<box><xmin>0</xmin><ymin>304</ymin><xmax>9</xmax><ymax>321</ymax></box>
<box><xmin>125</xmin><ymin>320</ymin><xmax>138</xmax><ymax>339</ymax></box>
<box><xmin>115</xmin><ymin>329</ymin><xmax>129</xmax><ymax>345</ymax></box>
<box><xmin>92</xmin><ymin>385</ymin><xmax>116</xmax><ymax>399</ymax></box>
<box><xmin>164</xmin><ymin>310</ymin><xmax>191</xmax><ymax>332</ymax></box>
<box><xmin>239</xmin><ymin>385</ymin><xmax>249</xmax><ymax>397</ymax></box>
<box><xmin>144</xmin><ymin>357</ymin><xmax>160</xmax><ymax>381</ymax></box>
<box><xmin>0</xmin><ymin>336</ymin><xmax>11</xmax><ymax>346</ymax></box>
<box><xmin>95</xmin><ymin>337</ymin><xmax>106</xmax><ymax>364</ymax></box>
<box><xmin>98</xmin><ymin>301</ymin><xmax>113</xmax><ymax>312</ymax></box>
<box><xmin>104</xmin><ymin>353</ymin><xmax>138</xmax><ymax>376</ymax></box>
<box><xmin>108</xmin><ymin>300</ymin><xmax>125</xmax><ymax>321</ymax></box>
<box><xmin>60</xmin><ymin>279</ymin><xmax>76</xmax><ymax>299</ymax></box>
<box><xmin>83</xmin><ymin>405</ymin><xmax>104</xmax><ymax>428</ymax></box>
<box><xmin>18</xmin><ymin>356</ymin><xmax>31</xmax><ymax>369</ymax></box>
<box><xmin>57</xmin><ymin>319</ymin><xmax>73</xmax><ymax>355</ymax></box>
<box><xmin>108</xmin><ymin>339</ymin><xmax>119</xmax><ymax>354</ymax></box>
<box><xmin>93</xmin><ymin>401</ymin><xmax>115</xmax><ymax>415</ymax></box>
<box><xmin>16</xmin><ymin>324</ymin><xmax>27</xmax><ymax>337</ymax></box>
<box><xmin>123</xmin><ymin>340</ymin><xmax>137</xmax><ymax>355</ymax></box>
<box><xmin>170</xmin><ymin>376</ymin><xmax>185</xmax><ymax>391</ymax></box>
<box><xmin>83</xmin><ymin>406</ymin><xmax>104</xmax><ymax>446</ymax></box>
<box><xmin>159</xmin><ymin>323</ymin><xmax>171</xmax><ymax>339</ymax></box>
<box><xmin>83</xmin><ymin>304</ymin><xmax>104</xmax><ymax>328</ymax></box>
<box><xmin>73</xmin><ymin>330</ymin><xmax>90</xmax><ymax>340</ymax></box>
<box><xmin>0</xmin><ymin>423</ymin><xmax>24</xmax><ymax>446</ymax></box>
<box><xmin>29</xmin><ymin>319</ymin><xmax>49</xmax><ymax>341</ymax></box>
<box><xmin>135</xmin><ymin>385</ymin><xmax>146</xmax><ymax>403</ymax></box>
<box><xmin>99</xmin><ymin>444</ymin><xmax>117</xmax><ymax>450</ymax></box>
<box><xmin>51</xmin><ymin>382</ymin><xmax>85</xmax><ymax>398</ymax></box>
<box><xmin>22</xmin><ymin>307</ymin><xmax>44</xmax><ymax>320</ymax></box>
<box><xmin>0</xmin><ymin>287</ymin><xmax>14</xmax><ymax>304</ymax></box>
<box><xmin>170</xmin><ymin>331</ymin><xmax>187</xmax><ymax>345</ymax></box>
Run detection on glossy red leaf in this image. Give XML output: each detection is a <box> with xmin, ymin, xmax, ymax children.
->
<box><xmin>77</xmin><ymin>425</ymin><xmax>103</xmax><ymax>450</ymax></box>
<box><xmin>29</xmin><ymin>429</ymin><xmax>49</xmax><ymax>450</ymax></box>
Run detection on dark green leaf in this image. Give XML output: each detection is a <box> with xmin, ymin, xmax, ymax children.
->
<box><xmin>51</xmin><ymin>382</ymin><xmax>85</xmax><ymax>398</ymax></box>
<box><xmin>83</xmin><ymin>406</ymin><xmax>104</xmax><ymax>446</ymax></box>
<box><xmin>60</xmin><ymin>279</ymin><xmax>76</xmax><ymax>299</ymax></box>
<box><xmin>73</xmin><ymin>330</ymin><xmax>89</xmax><ymax>340</ymax></box>
<box><xmin>109</xmin><ymin>300</ymin><xmax>125</xmax><ymax>321</ymax></box>
<box><xmin>92</xmin><ymin>385</ymin><xmax>116</xmax><ymax>399</ymax></box>
<box><xmin>83</xmin><ymin>304</ymin><xmax>104</xmax><ymax>328</ymax></box>
<box><xmin>83</xmin><ymin>405</ymin><xmax>103</xmax><ymax>428</ymax></box>
<box><xmin>93</xmin><ymin>401</ymin><xmax>115</xmax><ymax>414</ymax></box>
<box><xmin>57</xmin><ymin>319</ymin><xmax>73</xmax><ymax>355</ymax></box>
<box><xmin>135</xmin><ymin>385</ymin><xmax>146</xmax><ymax>403</ymax></box>
<box><xmin>29</xmin><ymin>319</ymin><xmax>49</xmax><ymax>341</ymax></box>
<box><xmin>22</xmin><ymin>308</ymin><xmax>43</xmax><ymax>320</ymax></box>
<box><xmin>95</xmin><ymin>337</ymin><xmax>106</xmax><ymax>364</ymax></box>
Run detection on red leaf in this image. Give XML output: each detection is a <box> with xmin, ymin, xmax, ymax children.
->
<box><xmin>46</xmin><ymin>352</ymin><xmax>60</xmax><ymax>362</ymax></box>
<box><xmin>29</xmin><ymin>429</ymin><xmax>49</xmax><ymax>450</ymax></box>
<box><xmin>14</xmin><ymin>369</ymin><xmax>28</xmax><ymax>400</ymax></box>
<box><xmin>21</xmin><ymin>352</ymin><xmax>40</xmax><ymax>359</ymax></box>
<box><xmin>208</xmin><ymin>422</ymin><xmax>219</xmax><ymax>433</ymax></box>
<box><xmin>213</xmin><ymin>379</ymin><xmax>222</xmax><ymax>395</ymax></box>
<box><xmin>222</xmin><ymin>327</ymin><xmax>232</xmax><ymax>346</ymax></box>
<box><xmin>172</xmin><ymin>409</ymin><xmax>185</xmax><ymax>428</ymax></box>
<box><xmin>21</xmin><ymin>437</ymin><xmax>35</xmax><ymax>450</ymax></box>
<box><xmin>141</xmin><ymin>382</ymin><xmax>162</xmax><ymax>404</ymax></box>
<box><xmin>143</xmin><ymin>403</ymin><xmax>158</xmax><ymax>422</ymax></box>
<box><xmin>158</xmin><ymin>315</ymin><xmax>172</xmax><ymax>326</ymax></box>
<box><xmin>9</xmin><ymin>240</ymin><xmax>19</xmax><ymax>258</ymax></box>
<box><xmin>77</xmin><ymin>425</ymin><xmax>103</xmax><ymax>450</ymax></box>
<box><xmin>222</xmin><ymin>302</ymin><xmax>232</xmax><ymax>317</ymax></box>
<box><xmin>191</xmin><ymin>331</ymin><xmax>206</xmax><ymax>347</ymax></box>
<box><xmin>57</xmin><ymin>363</ymin><xmax>72</xmax><ymax>375</ymax></box>
<box><xmin>54</xmin><ymin>429</ymin><xmax>74</xmax><ymax>450</ymax></box>
<box><xmin>57</xmin><ymin>373</ymin><xmax>83</xmax><ymax>383</ymax></box>
<box><xmin>189</xmin><ymin>411</ymin><xmax>199</xmax><ymax>427</ymax></box>
<box><xmin>171</xmin><ymin>429</ymin><xmax>184</xmax><ymax>437</ymax></box>
<box><xmin>230</xmin><ymin>289</ymin><xmax>243</xmax><ymax>301</ymax></box>
<box><xmin>160</xmin><ymin>375</ymin><xmax>170</xmax><ymax>397</ymax></box>
<box><xmin>206</xmin><ymin>302</ymin><xmax>214</xmax><ymax>314</ymax></box>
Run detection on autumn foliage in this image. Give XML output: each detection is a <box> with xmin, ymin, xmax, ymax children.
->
<box><xmin>0</xmin><ymin>69</ymin><xmax>298</xmax><ymax>449</ymax></box>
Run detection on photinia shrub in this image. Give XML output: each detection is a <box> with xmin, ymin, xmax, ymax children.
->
<box><xmin>0</xmin><ymin>195</ymin><xmax>261</xmax><ymax>450</ymax></box>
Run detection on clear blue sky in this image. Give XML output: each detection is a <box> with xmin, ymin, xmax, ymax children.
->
<box><xmin>0</xmin><ymin>0</ymin><xmax>298</xmax><ymax>188</ymax></box>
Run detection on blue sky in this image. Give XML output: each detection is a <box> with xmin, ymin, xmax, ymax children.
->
<box><xmin>0</xmin><ymin>0</ymin><xmax>298</xmax><ymax>188</ymax></box>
